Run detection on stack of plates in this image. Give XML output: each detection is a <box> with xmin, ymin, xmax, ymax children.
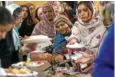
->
<box><xmin>66</xmin><ymin>43</ymin><xmax>85</xmax><ymax>49</ymax></box>
<box><xmin>21</xmin><ymin>35</ymin><xmax>52</xmax><ymax>44</ymax></box>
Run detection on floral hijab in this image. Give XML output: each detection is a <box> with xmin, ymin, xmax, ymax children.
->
<box><xmin>76</xmin><ymin>1</ymin><xmax>99</xmax><ymax>27</ymax></box>
<box><xmin>70</xmin><ymin>1</ymin><xmax>106</xmax><ymax>52</ymax></box>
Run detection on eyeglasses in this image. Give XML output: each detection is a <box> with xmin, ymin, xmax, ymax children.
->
<box><xmin>15</xmin><ymin>15</ymin><xmax>23</xmax><ymax>21</ymax></box>
<box><xmin>22</xmin><ymin>9</ymin><xmax>28</xmax><ymax>12</ymax></box>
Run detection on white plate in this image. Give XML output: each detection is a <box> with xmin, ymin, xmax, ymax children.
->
<box><xmin>7</xmin><ymin>71</ymin><xmax>38</xmax><ymax>77</ymax></box>
<box><xmin>66</xmin><ymin>43</ymin><xmax>85</xmax><ymax>49</ymax></box>
<box><xmin>0</xmin><ymin>68</ymin><xmax>7</xmax><ymax>76</ymax></box>
<box><xmin>30</xmin><ymin>50</ymin><xmax>46</xmax><ymax>53</ymax></box>
<box><xmin>71</xmin><ymin>53</ymin><xmax>83</xmax><ymax>60</ymax></box>
<box><xmin>12</xmin><ymin>61</ymin><xmax>44</xmax><ymax>68</ymax></box>
<box><xmin>21</xmin><ymin>35</ymin><xmax>52</xmax><ymax>44</ymax></box>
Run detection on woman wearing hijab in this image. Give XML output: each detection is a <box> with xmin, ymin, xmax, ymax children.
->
<box><xmin>32</xmin><ymin>3</ymin><xmax>56</xmax><ymax>38</ymax></box>
<box><xmin>20</xmin><ymin>3</ymin><xmax>56</xmax><ymax>62</ymax></box>
<box><xmin>53</xmin><ymin>15</ymin><xmax>72</xmax><ymax>54</ymax></box>
<box><xmin>67</xmin><ymin>1</ymin><xmax>106</xmax><ymax>72</ymax></box>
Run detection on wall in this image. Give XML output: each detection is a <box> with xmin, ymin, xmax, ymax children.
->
<box><xmin>14</xmin><ymin>1</ymin><xmax>46</xmax><ymax>8</ymax></box>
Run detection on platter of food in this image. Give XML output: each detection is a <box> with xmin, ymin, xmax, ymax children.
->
<box><xmin>12</xmin><ymin>61</ymin><xmax>44</xmax><ymax>68</ymax></box>
<box><xmin>5</xmin><ymin>67</ymin><xmax>38</xmax><ymax>77</ymax></box>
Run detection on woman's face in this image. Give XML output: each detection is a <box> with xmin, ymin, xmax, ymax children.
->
<box><xmin>37</xmin><ymin>8</ymin><xmax>43</xmax><ymax>20</ymax></box>
<box><xmin>56</xmin><ymin>21</ymin><xmax>70</xmax><ymax>34</ymax></box>
<box><xmin>29</xmin><ymin>5</ymin><xmax>35</xmax><ymax>15</ymax></box>
<box><xmin>22</xmin><ymin>7</ymin><xmax>28</xmax><ymax>18</ymax></box>
<box><xmin>77</xmin><ymin>4</ymin><xmax>93</xmax><ymax>23</ymax></box>
<box><xmin>53</xmin><ymin>1</ymin><xmax>62</xmax><ymax>14</ymax></box>
<box><xmin>14</xmin><ymin>12</ymin><xmax>24</xmax><ymax>26</ymax></box>
<box><xmin>63</xmin><ymin>2</ymin><xmax>70</xmax><ymax>11</ymax></box>
<box><xmin>43</xmin><ymin>6</ymin><xmax>54</xmax><ymax>21</ymax></box>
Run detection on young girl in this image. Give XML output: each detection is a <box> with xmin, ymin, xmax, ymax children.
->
<box><xmin>67</xmin><ymin>1</ymin><xmax>106</xmax><ymax>72</ymax></box>
<box><xmin>68</xmin><ymin>1</ymin><xmax>106</xmax><ymax>53</ymax></box>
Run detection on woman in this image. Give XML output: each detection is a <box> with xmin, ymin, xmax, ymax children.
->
<box><xmin>6</xmin><ymin>4</ymin><xmax>24</xmax><ymax>63</ymax></box>
<box><xmin>19</xmin><ymin>4</ymin><xmax>35</xmax><ymax>38</ymax></box>
<box><xmin>26</xmin><ymin>3</ymin><xmax>37</xmax><ymax>24</ymax></box>
<box><xmin>52</xmin><ymin>1</ymin><xmax>76</xmax><ymax>24</ymax></box>
<box><xmin>68</xmin><ymin>1</ymin><xmax>106</xmax><ymax>52</ymax></box>
<box><xmin>35</xmin><ymin>7</ymin><xmax>43</xmax><ymax>22</ymax></box>
<box><xmin>52</xmin><ymin>1</ymin><xmax>64</xmax><ymax>15</ymax></box>
<box><xmin>21</xmin><ymin>5</ymin><xmax>28</xmax><ymax>19</ymax></box>
<box><xmin>32</xmin><ymin>3</ymin><xmax>56</xmax><ymax>38</ymax></box>
<box><xmin>53</xmin><ymin>15</ymin><xmax>72</xmax><ymax>54</ymax></box>
<box><xmin>67</xmin><ymin>1</ymin><xmax>106</xmax><ymax>72</ymax></box>
<box><xmin>21</xmin><ymin>3</ymin><xmax>56</xmax><ymax>62</ymax></box>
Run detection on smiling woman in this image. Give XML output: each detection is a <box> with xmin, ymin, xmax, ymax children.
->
<box><xmin>53</xmin><ymin>15</ymin><xmax>72</xmax><ymax>54</ymax></box>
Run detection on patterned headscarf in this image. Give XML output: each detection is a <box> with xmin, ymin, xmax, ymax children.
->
<box><xmin>76</xmin><ymin>1</ymin><xmax>99</xmax><ymax>26</ymax></box>
<box><xmin>32</xmin><ymin>3</ymin><xmax>56</xmax><ymax>38</ymax></box>
<box><xmin>54</xmin><ymin>14</ymin><xmax>72</xmax><ymax>28</ymax></box>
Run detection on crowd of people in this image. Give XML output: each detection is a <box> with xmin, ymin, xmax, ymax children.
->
<box><xmin>0</xmin><ymin>1</ymin><xmax>114</xmax><ymax>77</ymax></box>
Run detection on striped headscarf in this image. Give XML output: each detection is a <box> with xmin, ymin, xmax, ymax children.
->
<box><xmin>54</xmin><ymin>14</ymin><xmax>72</xmax><ymax>29</ymax></box>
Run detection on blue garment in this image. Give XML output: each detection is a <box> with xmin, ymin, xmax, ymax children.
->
<box><xmin>53</xmin><ymin>32</ymin><xmax>68</xmax><ymax>53</ymax></box>
<box><xmin>14</xmin><ymin>23</ymin><xmax>22</xmax><ymax>35</ymax></box>
<box><xmin>12</xmin><ymin>23</ymin><xmax>22</xmax><ymax>51</ymax></box>
<box><xmin>12</xmin><ymin>29</ymin><xmax>20</xmax><ymax>51</ymax></box>
<box><xmin>92</xmin><ymin>23</ymin><xmax>114</xmax><ymax>77</ymax></box>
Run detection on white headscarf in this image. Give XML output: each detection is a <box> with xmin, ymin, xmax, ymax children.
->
<box><xmin>76</xmin><ymin>1</ymin><xmax>99</xmax><ymax>27</ymax></box>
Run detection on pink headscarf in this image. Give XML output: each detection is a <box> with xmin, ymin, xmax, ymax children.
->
<box><xmin>32</xmin><ymin>3</ymin><xmax>56</xmax><ymax>38</ymax></box>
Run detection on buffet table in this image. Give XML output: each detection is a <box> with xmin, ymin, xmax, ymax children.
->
<box><xmin>34</xmin><ymin>61</ymin><xmax>92</xmax><ymax>77</ymax></box>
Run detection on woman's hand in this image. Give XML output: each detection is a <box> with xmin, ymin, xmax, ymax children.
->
<box><xmin>30</xmin><ymin>53</ymin><xmax>52</xmax><ymax>62</ymax></box>
<box><xmin>75</xmin><ymin>57</ymin><xmax>91</xmax><ymax>64</ymax></box>
<box><xmin>44</xmin><ymin>53</ymin><xmax>52</xmax><ymax>62</ymax></box>
<box><xmin>54</xmin><ymin>55</ymin><xmax>64</xmax><ymax>63</ymax></box>
<box><xmin>75</xmin><ymin>52</ymin><xmax>94</xmax><ymax>64</ymax></box>
<box><xmin>22</xmin><ymin>43</ymin><xmax>37</xmax><ymax>54</ymax></box>
<box><xmin>68</xmin><ymin>38</ymin><xmax>78</xmax><ymax>45</ymax></box>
